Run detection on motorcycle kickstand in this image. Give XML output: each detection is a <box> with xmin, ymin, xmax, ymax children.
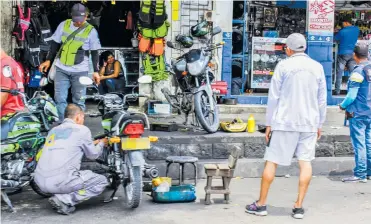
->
<box><xmin>103</xmin><ymin>187</ymin><xmax>119</xmax><ymax>203</ymax></box>
<box><xmin>103</xmin><ymin>176</ymin><xmax>121</xmax><ymax>203</ymax></box>
<box><xmin>1</xmin><ymin>190</ymin><xmax>15</xmax><ymax>212</ymax></box>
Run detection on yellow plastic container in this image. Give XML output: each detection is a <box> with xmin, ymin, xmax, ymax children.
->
<box><xmin>247</xmin><ymin>115</ymin><xmax>256</xmax><ymax>133</ymax></box>
<box><xmin>152</xmin><ymin>177</ymin><xmax>172</xmax><ymax>187</ymax></box>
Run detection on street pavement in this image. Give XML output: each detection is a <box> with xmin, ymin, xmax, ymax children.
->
<box><xmin>2</xmin><ymin>177</ymin><xmax>371</xmax><ymax>224</ymax></box>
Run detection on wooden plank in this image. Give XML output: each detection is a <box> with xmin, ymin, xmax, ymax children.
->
<box><xmin>217</xmin><ymin>164</ymin><xmax>230</xmax><ymax>170</ymax></box>
<box><xmin>204</xmin><ymin>164</ymin><xmax>218</xmax><ymax>170</ymax></box>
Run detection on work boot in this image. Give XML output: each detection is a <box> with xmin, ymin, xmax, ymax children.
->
<box><xmin>48</xmin><ymin>196</ymin><xmax>76</xmax><ymax>215</ymax></box>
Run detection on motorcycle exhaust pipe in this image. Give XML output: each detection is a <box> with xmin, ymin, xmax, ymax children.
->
<box><xmin>1</xmin><ymin>179</ymin><xmax>20</xmax><ymax>189</ymax></box>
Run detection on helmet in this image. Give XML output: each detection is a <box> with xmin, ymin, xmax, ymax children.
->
<box><xmin>191</xmin><ymin>21</ymin><xmax>209</xmax><ymax>37</ymax></box>
<box><xmin>175</xmin><ymin>35</ymin><xmax>194</xmax><ymax>48</ymax></box>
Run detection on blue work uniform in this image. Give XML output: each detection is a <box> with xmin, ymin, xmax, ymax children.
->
<box><xmin>51</xmin><ymin>20</ymin><xmax>101</xmax><ymax>120</ymax></box>
<box><xmin>341</xmin><ymin>61</ymin><xmax>371</xmax><ymax>179</ymax></box>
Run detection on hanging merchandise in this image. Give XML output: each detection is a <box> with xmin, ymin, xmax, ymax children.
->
<box><xmin>38</xmin><ymin>14</ymin><xmax>53</xmax><ymax>51</ymax></box>
<box><xmin>149</xmin><ymin>38</ymin><xmax>165</xmax><ymax>56</ymax></box>
<box><xmin>138</xmin><ymin>21</ymin><xmax>170</xmax><ymax>39</ymax></box>
<box><xmin>126</xmin><ymin>11</ymin><xmax>133</xmax><ymax>30</ymax></box>
<box><xmin>12</xmin><ymin>5</ymin><xmax>31</xmax><ymax>45</ymax></box>
<box><xmin>142</xmin><ymin>54</ymin><xmax>168</xmax><ymax>82</ymax></box>
<box><xmin>138</xmin><ymin>33</ymin><xmax>151</xmax><ymax>53</ymax></box>
<box><xmin>137</xmin><ymin>0</ymin><xmax>169</xmax><ymax>82</ymax></box>
<box><xmin>28</xmin><ymin>68</ymin><xmax>43</xmax><ymax>88</ymax></box>
<box><xmin>138</xmin><ymin>0</ymin><xmax>167</xmax><ymax>29</ymax></box>
<box><xmin>191</xmin><ymin>20</ymin><xmax>209</xmax><ymax>37</ymax></box>
<box><xmin>23</xmin><ymin>7</ymin><xmax>52</xmax><ymax>68</ymax></box>
<box><xmin>175</xmin><ymin>35</ymin><xmax>193</xmax><ymax>48</ymax></box>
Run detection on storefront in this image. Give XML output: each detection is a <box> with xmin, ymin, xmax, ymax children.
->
<box><xmin>222</xmin><ymin>0</ymin><xmax>371</xmax><ymax>105</ymax></box>
<box><xmin>9</xmin><ymin>1</ymin><xmax>143</xmax><ymax>99</ymax></box>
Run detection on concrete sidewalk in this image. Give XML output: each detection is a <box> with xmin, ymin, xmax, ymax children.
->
<box><xmin>2</xmin><ymin>177</ymin><xmax>370</xmax><ymax>224</ymax></box>
<box><xmin>84</xmin><ymin>103</ymin><xmax>354</xmax><ymax>177</ymax></box>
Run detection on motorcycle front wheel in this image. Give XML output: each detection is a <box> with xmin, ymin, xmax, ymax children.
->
<box><xmin>123</xmin><ymin>166</ymin><xmax>142</xmax><ymax>208</ymax></box>
<box><xmin>194</xmin><ymin>90</ymin><xmax>220</xmax><ymax>133</ymax></box>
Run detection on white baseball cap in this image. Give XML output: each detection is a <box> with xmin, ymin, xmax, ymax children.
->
<box><xmin>286</xmin><ymin>33</ymin><xmax>307</xmax><ymax>52</ymax></box>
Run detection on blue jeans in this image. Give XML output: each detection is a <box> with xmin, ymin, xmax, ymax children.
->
<box><xmin>349</xmin><ymin>117</ymin><xmax>371</xmax><ymax>179</ymax></box>
<box><xmin>54</xmin><ymin>67</ymin><xmax>88</xmax><ymax>120</ymax></box>
<box><xmin>335</xmin><ymin>54</ymin><xmax>356</xmax><ymax>94</ymax></box>
<box><xmin>98</xmin><ymin>77</ymin><xmax>125</xmax><ymax>94</ymax></box>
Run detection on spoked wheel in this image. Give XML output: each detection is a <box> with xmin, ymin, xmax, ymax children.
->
<box><xmin>123</xmin><ymin>166</ymin><xmax>142</xmax><ymax>208</ymax></box>
<box><xmin>194</xmin><ymin>90</ymin><xmax>220</xmax><ymax>133</ymax></box>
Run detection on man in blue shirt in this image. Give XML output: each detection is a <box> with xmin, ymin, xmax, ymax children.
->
<box><xmin>334</xmin><ymin>17</ymin><xmax>360</xmax><ymax>95</ymax></box>
<box><xmin>340</xmin><ymin>45</ymin><xmax>371</xmax><ymax>183</ymax></box>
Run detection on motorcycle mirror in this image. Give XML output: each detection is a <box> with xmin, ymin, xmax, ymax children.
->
<box><xmin>166</xmin><ymin>41</ymin><xmax>175</xmax><ymax>49</ymax></box>
<box><xmin>39</xmin><ymin>77</ymin><xmax>49</xmax><ymax>87</ymax></box>
<box><xmin>212</xmin><ymin>26</ymin><xmax>222</xmax><ymax>36</ymax></box>
<box><xmin>79</xmin><ymin>76</ymin><xmax>93</xmax><ymax>85</ymax></box>
<box><xmin>138</xmin><ymin>75</ymin><xmax>152</xmax><ymax>84</ymax></box>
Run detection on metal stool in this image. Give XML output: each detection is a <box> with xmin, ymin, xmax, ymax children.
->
<box><xmin>165</xmin><ymin>156</ymin><xmax>198</xmax><ymax>186</ymax></box>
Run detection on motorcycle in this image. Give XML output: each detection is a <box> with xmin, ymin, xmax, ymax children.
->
<box><xmin>79</xmin><ymin>76</ymin><xmax>158</xmax><ymax>209</ymax></box>
<box><xmin>161</xmin><ymin>26</ymin><xmax>223</xmax><ymax>133</ymax></box>
<box><xmin>1</xmin><ymin>75</ymin><xmax>58</xmax><ymax>212</ymax></box>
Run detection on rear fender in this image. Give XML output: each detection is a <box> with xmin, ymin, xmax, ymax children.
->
<box><xmin>128</xmin><ymin>151</ymin><xmax>145</xmax><ymax>167</ymax></box>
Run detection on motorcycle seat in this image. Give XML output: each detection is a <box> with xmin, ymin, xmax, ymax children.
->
<box><xmin>1</xmin><ymin>112</ymin><xmax>39</xmax><ymax>141</ymax></box>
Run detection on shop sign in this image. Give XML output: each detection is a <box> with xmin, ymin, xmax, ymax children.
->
<box><xmin>307</xmin><ymin>0</ymin><xmax>335</xmax><ymax>36</ymax></box>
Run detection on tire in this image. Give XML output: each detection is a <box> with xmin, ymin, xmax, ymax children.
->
<box><xmin>30</xmin><ymin>180</ymin><xmax>52</xmax><ymax>198</ymax></box>
<box><xmin>123</xmin><ymin>166</ymin><xmax>142</xmax><ymax>209</ymax></box>
<box><xmin>194</xmin><ymin>90</ymin><xmax>220</xmax><ymax>133</ymax></box>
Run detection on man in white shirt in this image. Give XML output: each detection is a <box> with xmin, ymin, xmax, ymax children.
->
<box><xmin>246</xmin><ymin>33</ymin><xmax>327</xmax><ymax>219</ymax></box>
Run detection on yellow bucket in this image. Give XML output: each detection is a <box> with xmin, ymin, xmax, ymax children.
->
<box><xmin>152</xmin><ymin>177</ymin><xmax>172</xmax><ymax>187</ymax></box>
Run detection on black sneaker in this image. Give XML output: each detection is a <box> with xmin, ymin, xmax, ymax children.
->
<box><xmin>48</xmin><ymin>196</ymin><xmax>75</xmax><ymax>215</ymax></box>
<box><xmin>292</xmin><ymin>207</ymin><xmax>305</xmax><ymax>219</ymax></box>
<box><xmin>245</xmin><ymin>201</ymin><xmax>268</xmax><ymax>216</ymax></box>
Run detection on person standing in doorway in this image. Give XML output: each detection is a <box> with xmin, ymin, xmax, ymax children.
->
<box><xmin>39</xmin><ymin>3</ymin><xmax>101</xmax><ymax>121</ymax></box>
<box><xmin>245</xmin><ymin>33</ymin><xmax>327</xmax><ymax>219</ymax></box>
<box><xmin>334</xmin><ymin>17</ymin><xmax>360</xmax><ymax>95</ymax></box>
<box><xmin>340</xmin><ymin>45</ymin><xmax>371</xmax><ymax>183</ymax></box>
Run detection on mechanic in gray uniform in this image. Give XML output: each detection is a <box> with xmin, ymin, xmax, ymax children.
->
<box><xmin>34</xmin><ymin>104</ymin><xmax>108</xmax><ymax>215</ymax></box>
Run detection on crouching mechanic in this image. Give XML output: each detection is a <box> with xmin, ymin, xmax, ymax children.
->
<box><xmin>34</xmin><ymin>104</ymin><xmax>108</xmax><ymax>215</ymax></box>
<box><xmin>340</xmin><ymin>45</ymin><xmax>371</xmax><ymax>183</ymax></box>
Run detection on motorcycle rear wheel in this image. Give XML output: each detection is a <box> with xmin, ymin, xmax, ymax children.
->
<box><xmin>123</xmin><ymin>166</ymin><xmax>142</xmax><ymax>208</ymax></box>
<box><xmin>30</xmin><ymin>180</ymin><xmax>52</xmax><ymax>198</ymax></box>
<box><xmin>194</xmin><ymin>90</ymin><xmax>220</xmax><ymax>133</ymax></box>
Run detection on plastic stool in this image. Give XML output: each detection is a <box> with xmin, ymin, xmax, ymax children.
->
<box><xmin>165</xmin><ymin>156</ymin><xmax>198</xmax><ymax>186</ymax></box>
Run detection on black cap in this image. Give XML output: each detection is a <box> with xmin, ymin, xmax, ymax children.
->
<box><xmin>71</xmin><ymin>3</ymin><xmax>87</xmax><ymax>23</ymax></box>
<box><xmin>354</xmin><ymin>44</ymin><xmax>369</xmax><ymax>58</ymax></box>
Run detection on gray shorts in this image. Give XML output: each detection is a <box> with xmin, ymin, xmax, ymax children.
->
<box><xmin>264</xmin><ymin>131</ymin><xmax>317</xmax><ymax>166</ymax></box>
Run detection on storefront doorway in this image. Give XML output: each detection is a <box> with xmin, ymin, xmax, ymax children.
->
<box><xmin>19</xmin><ymin>1</ymin><xmax>141</xmax><ymax>98</ymax></box>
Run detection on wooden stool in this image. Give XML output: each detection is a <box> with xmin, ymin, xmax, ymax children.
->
<box><xmin>204</xmin><ymin>146</ymin><xmax>240</xmax><ymax>205</ymax></box>
<box><xmin>165</xmin><ymin>156</ymin><xmax>198</xmax><ymax>186</ymax></box>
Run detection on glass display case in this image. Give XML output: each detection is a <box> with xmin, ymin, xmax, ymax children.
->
<box><xmin>250</xmin><ymin>37</ymin><xmax>287</xmax><ymax>89</ymax></box>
